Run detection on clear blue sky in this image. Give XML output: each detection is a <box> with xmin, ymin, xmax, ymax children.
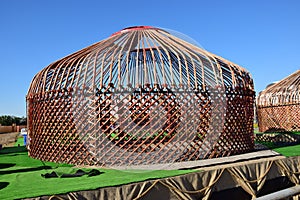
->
<box><xmin>0</xmin><ymin>0</ymin><xmax>299</xmax><ymax>117</ymax></box>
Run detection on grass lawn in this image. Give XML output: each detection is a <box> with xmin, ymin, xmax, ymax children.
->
<box><xmin>4</xmin><ymin>133</ymin><xmax>300</xmax><ymax>199</ymax></box>
<box><xmin>255</xmin><ymin>131</ymin><xmax>300</xmax><ymax>157</ymax></box>
<box><xmin>14</xmin><ymin>135</ymin><xmax>25</xmax><ymax>147</ymax></box>
<box><xmin>273</xmin><ymin>144</ymin><xmax>300</xmax><ymax>157</ymax></box>
<box><xmin>0</xmin><ymin>138</ymin><xmax>195</xmax><ymax>200</ymax></box>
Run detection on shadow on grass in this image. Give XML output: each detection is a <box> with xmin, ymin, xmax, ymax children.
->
<box><xmin>0</xmin><ymin>146</ymin><xmax>54</xmax><ymax>175</ymax></box>
<box><xmin>264</xmin><ymin>128</ymin><xmax>300</xmax><ymax>135</ymax></box>
<box><xmin>258</xmin><ymin>141</ymin><xmax>300</xmax><ymax>149</ymax></box>
<box><xmin>0</xmin><ymin>182</ymin><xmax>9</xmax><ymax>190</ymax></box>
<box><xmin>0</xmin><ymin>146</ymin><xmax>27</xmax><ymax>154</ymax></box>
<box><xmin>256</xmin><ymin>130</ymin><xmax>300</xmax><ymax>150</ymax></box>
<box><xmin>264</xmin><ymin>128</ymin><xmax>289</xmax><ymax>133</ymax></box>
<box><xmin>0</xmin><ymin>163</ymin><xmax>16</xmax><ymax>169</ymax></box>
<box><xmin>0</xmin><ymin>165</ymin><xmax>52</xmax><ymax>175</ymax></box>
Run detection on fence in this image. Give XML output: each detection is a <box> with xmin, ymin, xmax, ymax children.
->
<box><xmin>0</xmin><ymin>124</ymin><xmax>27</xmax><ymax>133</ymax></box>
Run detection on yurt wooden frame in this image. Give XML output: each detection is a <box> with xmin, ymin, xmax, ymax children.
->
<box><xmin>257</xmin><ymin>70</ymin><xmax>300</xmax><ymax>132</ymax></box>
<box><xmin>27</xmin><ymin>26</ymin><xmax>255</xmax><ymax>167</ymax></box>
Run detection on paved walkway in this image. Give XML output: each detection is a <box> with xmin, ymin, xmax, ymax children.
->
<box><xmin>114</xmin><ymin>149</ymin><xmax>284</xmax><ymax>170</ymax></box>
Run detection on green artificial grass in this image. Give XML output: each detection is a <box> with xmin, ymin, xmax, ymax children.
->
<box><xmin>255</xmin><ymin>131</ymin><xmax>300</xmax><ymax>157</ymax></box>
<box><xmin>0</xmin><ymin>146</ymin><xmax>195</xmax><ymax>200</ymax></box>
<box><xmin>273</xmin><ymin>144</ymin><xmax>300</xmax><ymax>157</ymax></box>
<box><xmin>14</xmin><ymin>136</ymin><xmax>25</xmax><ymax>147</ymax></box>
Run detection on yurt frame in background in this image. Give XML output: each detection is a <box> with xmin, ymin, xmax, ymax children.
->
<box><xmin>257</xmin><ymin>70</ymin><xmax>300</xmax><ymax>132</ymax></box>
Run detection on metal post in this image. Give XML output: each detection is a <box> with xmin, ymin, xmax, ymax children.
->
<box><xmin>255</xmin><ymin>185</ymin><xmax>300</xmax><ymax>200</ymax></box>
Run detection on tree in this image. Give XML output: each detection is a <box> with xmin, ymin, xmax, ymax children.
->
<box><xmin>0</xmin><ymin>115</ymin><xmax>27</xmax><ymax>126</ymax></box>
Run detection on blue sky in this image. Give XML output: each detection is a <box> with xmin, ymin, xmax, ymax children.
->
<box><xmin>0</xmin><ymin>0</ymin><xmax>299</xmax><ymax>117</ymax></box>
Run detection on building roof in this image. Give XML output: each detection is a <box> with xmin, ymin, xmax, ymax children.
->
<box><xmin>257</xmin><ymin>70</ymin><xmax>300</xmax><ymax>107</ymax></box>
<box><xmin>28</xmin><ymin>26</ymin><xmax>253</xmax><ymax>95</ymax></box>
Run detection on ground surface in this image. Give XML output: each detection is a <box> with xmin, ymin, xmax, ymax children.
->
<box><xmin>255</xmin><ymin>131</ymin><xmax>300</xmax><ymax>157</ymax></box>
<box><xmin>0</xmin><ymin>138</ymin><xmax>195</xmax><ymax>200</ymax></box>
<box><xmin>1</xmin><ymin>131</ymin><xmax>300</xmax><ymax>199</ymax></box>
<box><xmin>0</xmin><ymin>132</ymin><xmax>19</xmax><ymax>148</ymax></box>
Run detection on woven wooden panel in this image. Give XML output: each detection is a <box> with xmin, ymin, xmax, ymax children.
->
<box><xmin>27</xmin><ymin>26</ymin><xmax>255</xmax><ymax>167</ymax></box>
<box><xmin>257</xmin><ymin>104</ymin><xmax>300</xmax><ymax>132</ymax></box>
<box><xmin>27</xmin><ymin>86</ymin><xmax>254</xmax><ymax>166</ymax></box>
<box><xmin>257</xmin><ymin>70</ymin><xmax>300</xmax><ymax>132</ymax></box>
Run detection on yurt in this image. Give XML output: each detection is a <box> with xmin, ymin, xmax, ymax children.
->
<box><xmin>26</xmin><ymin>26</ymin><xmax>255</xmax><ymax>167</ymax></box>
<box><xmin>257</xmin><ymin>70</ymin><xmax>300</xmax><ymax>132</ymax></box>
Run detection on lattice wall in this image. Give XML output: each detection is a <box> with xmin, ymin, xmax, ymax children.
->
<box><xmin>257</xmin><ymin>70</ymin><xmax>300</xmax><ymax>132</ymax></box>
<box><xmin>27</xmin><ymin>26</ymin><xmax>255</xmax><ymax>167</ymax></box>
